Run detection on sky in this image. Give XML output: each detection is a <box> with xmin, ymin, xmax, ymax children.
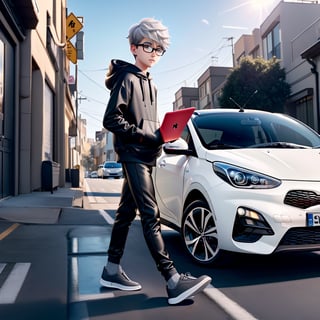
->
<box><xmin>67</xmin><ymin>0</ymin><xmax>282</xmax><ymax>139</ymax></box>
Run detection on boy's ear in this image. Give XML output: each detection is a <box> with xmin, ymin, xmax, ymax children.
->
<box><xmin>130</xmin><ymin>44</ymin><xmax>137</xmax><ymax>55</ymax></box>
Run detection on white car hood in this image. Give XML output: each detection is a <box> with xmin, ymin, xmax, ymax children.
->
<box><xmin>205</xmin><ymin>148</ymin><xmax>320</xmax><ymax>181</ymax></box>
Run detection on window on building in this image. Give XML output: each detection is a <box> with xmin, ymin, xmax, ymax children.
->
<box><xmin>199</xmin><ymin>84</ymin><xmax>206</xmax><ymax>99</ymax></box>
<box><xmin>43</xmin><ymin>83</ymin><xmax>54</xmax><ymax>161</ymax></box>
<box><xmin>199</xmin><ymin>80</ymin><xmax>211</xmax><ymax>99</ymax></box>
<box><xmin>287</xmin><ymin>95</ymin><xmax>314</xmax><ymax>130</ymax></box>
<box><xmin>191</xmin><ymin>99</ymin><xmax>199</xmax><ymax>108</ymax></box>
<box><xmin>250</xmin><ymin>46</ymin><xmax>259</xmax><ymax>59</ymax></box>
<box><xmin>263</xmin><ymin>23</ymin><xmax>281</xmax><ymax>60</ymax></box>
<box><xmin>295</xmin><ymin>96</ymin><xmax>314</xmax><ymax>130</ymax></box>
<box><xmin>206</xmin><ymin>80</ymin><xmax>210</xmax><ymax>96</ymax></box>
<box><xmin>176</xmin><ymin>96</ymin><xmax>183</xmax><ymax>109</ymax></box>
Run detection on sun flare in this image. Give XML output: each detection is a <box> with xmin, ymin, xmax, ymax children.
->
<box><xmin>249</xmin><ymin>0</ymin><xmax>277</xmax><ymax>23</ymax></box>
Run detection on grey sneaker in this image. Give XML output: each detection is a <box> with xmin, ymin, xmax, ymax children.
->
<box><xmin>100</xmin><ymin>267</ymin><xmax>142</xmax><ymax>291</ymax></box>
<box><xmin>167</xmin><ymin>273</ymin><xmax>211</xmax><ymax>305</ymax></box>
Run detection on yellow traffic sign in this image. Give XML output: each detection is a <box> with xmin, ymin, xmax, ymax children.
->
<box><xmin>66</xmin><ymin>13</ymin><xmax>83</xmax><ymax>40</ymax></box>
<box><xmin>66</xmin><ymin>40</ymin><xmax>77</xmax><ymax>64</ymax></box>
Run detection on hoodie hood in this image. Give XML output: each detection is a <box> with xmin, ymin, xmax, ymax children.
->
<box><xmin>105</xmin><ymin>59</ymin><xmax>155</xmax><ymax>104</ymax></box>
<box><xmin>105</xmin><ymin>59</ymin><xmax>147</xmax><ymax>90</ymax></box>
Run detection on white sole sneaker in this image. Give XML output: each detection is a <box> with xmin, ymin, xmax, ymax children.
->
<box><xmin>100</xmin><ymin>278</ymin><xmax>141</xmax><ymax>291</ymax></box>
<box><xmin>100</xmin><ymin>267</ymin><xmax>142</xmax><ymax>291</ymax></box>
<box><xmin>167</xmin><ymin>274</ymin><xmax>211</xmax><ymax>305</ymax></box>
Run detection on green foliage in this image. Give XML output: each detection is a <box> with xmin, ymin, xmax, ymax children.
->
<box><xmin>219</xmin><ymin>57</ymin><xmax>291</xmax><ymax>112</ymax></box>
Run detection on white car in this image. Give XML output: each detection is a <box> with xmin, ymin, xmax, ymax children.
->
<box><xmin>90</xmin><ymin>171</ymin><xmax>98</xmax><ymax>178</ymax></box>
<box><xmin>154</xmin><ymin>109</ymin><xmax>320</xmax><ymax>265</ymax></box>
<box><xmin>99</xmin><ymin>161</ymin><xmax>123</xmax><ymax>179</ymax></box>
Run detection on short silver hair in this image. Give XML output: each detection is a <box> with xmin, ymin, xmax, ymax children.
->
<box><xmin>128</xmin><ymin>17</ymin><xmax>170</xmax><ymax>50</ymax></box>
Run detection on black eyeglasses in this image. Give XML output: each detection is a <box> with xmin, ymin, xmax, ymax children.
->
<box><xmin>135</xmin><ymin>42</ymin><xmax>166</xmax><ymax>56</ymax></box>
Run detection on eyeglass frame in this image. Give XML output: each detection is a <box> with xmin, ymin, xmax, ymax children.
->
<box><xmin>135</xmin><ymin>42</ymin><xmax>166</xmax><ymax>56</ymax></box>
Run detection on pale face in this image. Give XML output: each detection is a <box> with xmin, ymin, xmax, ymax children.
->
<box><xmin>131</xmin><ymin>38</ymin><xmax>165</xmax><ymax>72</ymax></box>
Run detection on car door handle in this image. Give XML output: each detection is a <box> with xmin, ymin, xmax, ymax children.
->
<box><xmin>159</xmin><ymin>160</ymin><xmax>166</xmax><ymax>168</ymax></box>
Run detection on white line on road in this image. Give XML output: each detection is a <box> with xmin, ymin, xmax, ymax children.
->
<box><xmin>0</xmin><ymin>263</ymin><xmax>6</xmax><ymax>274</ymax></box>
<box><xmin>0</xmin><ymin>262</ymin><xmax>31</xmax><ymax>304</ymax></box>
<box><xmin>99</xmin><ymin>209</ymin><xmax>114</xmax><ymax>224</ymax></box>
<box><xmin>204</xmin><ymin>285</ymin><xmax>258</xmax><ymax>320</ymax></box>
<box><xmin>70</xmin><ymin>257</ymin><xmax>114</xmax><ymax>304</ymax></box>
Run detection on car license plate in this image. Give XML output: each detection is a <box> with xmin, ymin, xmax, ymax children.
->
<box><xmin>306</xmin><ymin>213</ymin><xmax>320</xmax><ymax>226</ymax></box>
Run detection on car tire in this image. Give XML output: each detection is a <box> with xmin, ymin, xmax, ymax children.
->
<box><xmin>182</xmin><ymin>199</ymin><xmax>226</xmax><ymax>265</ymax></box>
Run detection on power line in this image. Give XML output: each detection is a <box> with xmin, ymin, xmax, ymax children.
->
<box><xmin>78</xmin><ymin>69</ymin><xmax>107</xmax><ymax>91</ymax></box>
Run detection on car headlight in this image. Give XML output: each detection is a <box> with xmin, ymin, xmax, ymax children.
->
<box><xmin>213</xmin><ymin>162</ymin><xmax>281</xmax><ymax>189</ymax></box>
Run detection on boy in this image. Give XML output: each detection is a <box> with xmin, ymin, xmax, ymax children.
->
<box><xmin>101</xmin><ymin>17</ymin><xmax>211</xmax><ymax>305</ymax></box>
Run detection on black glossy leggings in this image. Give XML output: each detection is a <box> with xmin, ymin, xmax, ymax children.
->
<box><xmin>107</xmin><ymin>162</ymin><xmax>177</xmax><ymax>281</ymax></box>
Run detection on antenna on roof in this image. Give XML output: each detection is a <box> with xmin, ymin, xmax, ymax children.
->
<box><xmin>229</xmin><ymin>89</ymin><xmax>258</xmax><ymax>113</ymax></box>
<box><xmin>243</xmin><ymin>90</ymin><xmax>258</xmax><ymax>108</ymax></box>
<box><xmin>229</xmin><ymin>97</ymin><xmax>244</xmax><ymax>112</ymax></box>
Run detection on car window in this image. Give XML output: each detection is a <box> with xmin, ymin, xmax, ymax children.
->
<box><xmin>104</xmin><ymin>162</ymin><xmax>122</xmax><ymax>168</ymax></box>
<box><xmin>193</xmin><ymin>112</ymin><xmax>320</xmax><ymax>149</ymax></box>
<box><xmin>268</xmin><ymin>121</ymin><xmax>313</xmax><ymax>145</ymax></box>
<box><xmin>181</xmin><ymin>125</ymin><xmax>196</xmax><ymax>151</ymax></box>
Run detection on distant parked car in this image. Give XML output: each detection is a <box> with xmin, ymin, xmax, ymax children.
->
<box><xmin>90</xmin><ymin>171</ymin><xmax>98</xmax><ymax>178</ymax></box>
<box><xmin>99</xmin><ymin>161</ymin><xmax>123</xmax><ymax>179</ymax></box>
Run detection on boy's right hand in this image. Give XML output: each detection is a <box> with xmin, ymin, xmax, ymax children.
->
<box><xmin>142</xmin><ymin>129</ymin><xmax>164</xmax><ymax>147</ymax></box>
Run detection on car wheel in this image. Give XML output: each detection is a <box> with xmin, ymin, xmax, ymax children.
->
<box><xmin>182</xmin><ymin>199</ymin><xmax>223</xmax><ymax>265</ymax></box>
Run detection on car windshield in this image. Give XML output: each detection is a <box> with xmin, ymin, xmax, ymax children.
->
<box><xmin>192</xmin><ymin>111</ymin><xmax>320</xmax><ymax>150</ymax></box>
<box><xmin>104</xmin><ymin>162</ymin><xmax>122</xmax><ymax>168</ymax></box>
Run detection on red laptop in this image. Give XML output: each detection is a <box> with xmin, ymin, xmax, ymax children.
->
<box><xmin>160</xmin><ymin>107</ymin><xmax>195</xmax><ymax>142</ymax></box>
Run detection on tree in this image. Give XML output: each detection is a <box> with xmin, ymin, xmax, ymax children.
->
<box><xmin>219</xmin><ymin>57</ymin><xmax>291</xmax><ymax>112</ymax></box>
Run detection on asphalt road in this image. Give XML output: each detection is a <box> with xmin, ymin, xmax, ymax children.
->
<box><xmin>1</xmin><ymin>178</ymin><xmax>320</xmax><ymax>319</ymax></box>
<box><xmin>84</xmin><ymin>177</ymin><xmax>320</xmax><ymax>320</ymax></box>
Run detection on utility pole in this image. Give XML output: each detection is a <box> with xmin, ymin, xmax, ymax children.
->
<box><xmin>225</xmin><ymin>37</ymin><xmax>235</xmax><ymax>68</ymax></box>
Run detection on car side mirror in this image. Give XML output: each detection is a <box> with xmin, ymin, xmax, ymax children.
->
<box><xmin>163</xmin><ymin>138</ymin><xmax>193</xmax><ymax>155</ymax></box>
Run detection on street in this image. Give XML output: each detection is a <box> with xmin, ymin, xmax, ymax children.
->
<box><xmin>84</xmin><ymin>178</ymin><xmax>320</xmax><ymax>320</ymax></box>
<box><xmin>1</xmin><ymin>178</ymin><xmax>320</xmax><ymax>319</ymax></box>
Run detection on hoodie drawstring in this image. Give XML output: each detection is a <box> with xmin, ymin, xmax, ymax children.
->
<box><xmin>140</xmin><ymin>76</ymin><xmax>154</xmax><ymax>106</ymax></box>
<box><xmin>139</xmin><ymin>77</ymin><xmax>145</xmax><ymax>103</ymax></box>
<box><xmin>148</xmin><ymin>78</ymin><xmax>154</xmax><ymax>104</ymax></box>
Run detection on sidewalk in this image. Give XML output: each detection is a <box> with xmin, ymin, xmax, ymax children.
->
<box><xmin>0</xmin><ymin>183</ymin><xmax>83</xmax><ymax>224</ymax></box>
<box><xmin>0</xmin><ymin>184</ymin><xmax>110</xmax><ymax>320</ymax></box>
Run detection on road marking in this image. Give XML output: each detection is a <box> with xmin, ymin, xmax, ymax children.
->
<box><xmin>204</xmin><ymin>285</ymin><xmax>258</xmax><ymax>320</ymax></box>
<box><xmin>69</xmin><ymin>257</ymin><xmax>114</xmax><ymax>303</ymax></box>
<box><xmin>99</xmin><ymin>209</ymin><xmax>114</xmax><ymax>224</ymax></box>
<box><xmin>0</xmin><ymin>262</ymin><xmax>31</xmax><ymax>304</ymax></box>
<box><xmin>0</xmin><ymin>263</ymin><xmax>6</xmax><ymax>274</ymax></box>
<box><xmin>0</xmin><ymin>223</ymin><xmax>20</xmax><ymax>240</ymax></box>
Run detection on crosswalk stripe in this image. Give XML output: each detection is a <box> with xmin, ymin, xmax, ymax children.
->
<box><xmin>0</xmin><ymin>263</ymin><xmax>31</xmax><ymax>304</ymax></box>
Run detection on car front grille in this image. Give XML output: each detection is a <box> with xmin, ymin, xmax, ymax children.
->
<box><xmin>284</xmin><ymin>190</ymin><xmax>320</xmax><ymax>209</ymax></box>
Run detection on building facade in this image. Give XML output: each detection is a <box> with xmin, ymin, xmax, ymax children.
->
<box><xmin>234</xmin><ymin>0</ymin><xmax>320</xmax><ymax>131</ymax></box>
<box><xmin>0</xmin><ymin>0</ymin><xmax>77</xmax><ymax>197</ymax></box>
